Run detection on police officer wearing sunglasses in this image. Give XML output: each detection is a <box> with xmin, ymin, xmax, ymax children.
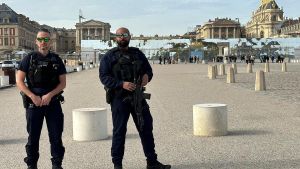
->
<box><xmin>16</xmin><ymin>28</ymin><xmax>66</xmax><ymax>169</ymax></box>
<box><xmin>99</xmin><ymin>27</ymin><xmax>171</xmax><ymax>169</ymax></box>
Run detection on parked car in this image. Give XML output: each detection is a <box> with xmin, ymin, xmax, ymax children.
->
<box><xmin>2</xmin><ymin>60</ymin><xmax>15</xmax><ymax>68</ymax></box>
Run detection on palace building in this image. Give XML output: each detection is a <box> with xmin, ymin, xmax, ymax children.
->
<box><xmin>196</xmin><ymin>18</ymin><xmax>241</xmax><ymax>39</ymax></box>
<box><xmin>0</xmin><ymin>3</ymin><xmax>39</xmax><ymax>53</ymax></box>
<box><xmin>245</xmin><ymin>0</ymin><xmax>284</xmax><ymax>38</ymax></box>
<box><xmin>75</xmin><ymin>19</ymin><xmax>111</xmax><ymax>53</ymax></box>
<box><xmin>0</xmin><ymin>3</ymin><xmax>77</xmax><ymax>55</ymax></box>
<box><xmin>279</xmin><ymin>18</ymin><xmax>300</xmax><ymax>37</ymax></box>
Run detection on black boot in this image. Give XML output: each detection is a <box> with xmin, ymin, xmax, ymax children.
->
<box><xmin>147</xmin><ymin>161</ymin><xmax>171</xmax><ymax>169</ymax></box>
<box><xmin>114</xmin><ymin>164</ymin><xmax>123</xmax><ymax>169</ymax></box>
<box><xmin>52</xmin><ymin>165</ymin><xmax>63</xmax><ymax>169</ymax></box>
<box><xmin>51</xmin><ymin>157</ymin><xmax>63</xmax><ymax>169</ymax></box>
<box><xmin>27</xmin><ymin>165</ymin><xmax>38</xmax><ymax>169</ymax></box>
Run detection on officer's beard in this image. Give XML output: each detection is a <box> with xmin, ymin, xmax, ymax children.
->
<box><xmin>117</xmin><ymin>40</ymin><xmax>130</xmax><ymax>48</ymax></box>
<box><xmin>41</xmin><ymin>47</ymin><xmax>48</xmax><ymax>50</ymax></box>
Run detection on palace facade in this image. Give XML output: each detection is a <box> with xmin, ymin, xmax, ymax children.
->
<box><xmin>245</xmin><ymin>0</ymin><xmax>284</xmax><ymax>38</ymax></box>
<box><xmin>196</xmin><ymin>18</ymin><xmax>241</xmax><ymax>39</ymax></box>
<box><xmin>75</xmin><ymin>19</ymin><xmax>111</xmax><ymax>52</ymax></box>
<box><xmin>0</xmin><ymin>3</ymin><xmax>39</xmax><ymax>53</ymax></box>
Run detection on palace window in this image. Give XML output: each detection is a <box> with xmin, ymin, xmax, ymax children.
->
<box><xmin>3</xmin><ymin>18</ymin><xmax>9</xmax><ymax>23</ymax></box>
<box><xmin>10</xmin><ymin>28</ymin><xmax>15</xmax><ymax>35</ymax></box>
<box><xmin>271</xmin><ymin>15</ymin><xmax>277</xmax><ymax>22</ymax></box>
<box><xmin>0</xmin><ymin>28</ymin><xmax>2</xmax><ymax>35</ymax></box>
<box><xmin>4</xmin><ymin>28</ymin><xmax>8</xmax><ymax>35</ymax></box>
<box><xmin>0</xmin><ymin>38</ymin><xmax>3</xmax><ymax>46</ymax></box>
<box><xmin>10</xmin><ymin>38</ymin><xmax>15</xmax><ymax>46</ymax></box>
<box><xmin>4</xmin><ymin>38</ymin><xmax>8</xmax><ymax>46</ymax></box>
<box><xmin>260</xmin><ymin>31</ymin><xmax>264</xmax><ymax>38</ymax></box>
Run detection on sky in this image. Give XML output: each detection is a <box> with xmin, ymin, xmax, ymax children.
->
<box><xmin>2</xmin><ymin>0</ymin><xmax>300</xmax><ymax>36</ymax></box>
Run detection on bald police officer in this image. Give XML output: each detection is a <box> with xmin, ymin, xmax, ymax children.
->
<box><xmin>99</xmin><ymin>27</ymin><xmax>171</xmax><ymax>169</ymax></box>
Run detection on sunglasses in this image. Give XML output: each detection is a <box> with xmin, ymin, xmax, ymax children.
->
<box><xmin>36</xmin><ymin>37</ymin><xmax>50</xmax><ymax>42</ymax></box>
<box><xmin>115</xmin><ymin>33</ymin><xmax>129</xmax><ymax>38</ymax></box>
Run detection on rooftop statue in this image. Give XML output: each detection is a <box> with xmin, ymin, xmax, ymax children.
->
<box><xmin>261</xmin><ymin>0</ymin><xmax>274</xmax><ymax>5</ymax></box>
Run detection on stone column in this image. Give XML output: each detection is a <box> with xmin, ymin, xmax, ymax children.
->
<box><xmin>226</xmin><ymin>27</ymin><xmax>229</xmax><ymax>39</ymax></box>
<box><xmin>219</xmin><ymin>28</ymin><xmax>221</xmax><ymax>39</ymax></box>
<box><xmin>233</xmin><ymin>28</ymin><xmax>236</xmax><ymax>38</ymax></box>
<box><xmin>76</xmin><ymin>29</ymin><xmax>80</xmax><ymax>46</ymax></box>
<box><xmin>102</xmin><ymin>27</ymin><xmax>105</xmax><ymax>40</ymax></box>
<box><xmin>212</xmin><ymin>28</ymin><xmax>214</xmax><ymax>39</ymax></box>
<box><xmin>80</xmin><ymin>28</ymin><xmax>83</xmax><ymax>41</ymax></box>
<box><xmin>87</xmin><ymin>28</ymin><xmax>90</xmax><ymax>40</ymax></box>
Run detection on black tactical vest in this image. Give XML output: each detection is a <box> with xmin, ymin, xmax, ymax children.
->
<box><xmin>27</xmin><ymin>52</ymin><xmax>60</xmax><ymax>89</ymax></box>
<box><xmin>112</xmin><ymin>48</ymin><xmax>143</xmax><ymax>83</ymax></box>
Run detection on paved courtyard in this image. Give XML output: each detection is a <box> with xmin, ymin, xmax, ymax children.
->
<box><xmin>1</xmin><ymin>62</ymin><xmax>300</xmax><ymax>169</ymax></box>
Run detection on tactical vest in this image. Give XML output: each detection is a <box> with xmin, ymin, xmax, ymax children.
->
<box><xmin>27</xmin><ymin>52</ymin><xmax>60</xmax><ymax>89</ymax></box>
<box><xmin>112</xmin><ymin>48</ymin><xmax>143</xmax><ymax>83</ymax></box>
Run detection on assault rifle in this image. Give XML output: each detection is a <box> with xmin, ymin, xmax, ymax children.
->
<box><xmin>132</xmin><ymin>60</ymin><xmax>151</xmax><ymax>132</ymax></box>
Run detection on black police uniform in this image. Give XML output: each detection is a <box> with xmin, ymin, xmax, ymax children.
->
<box><xmin>18</xmin><ymin>51</ymin><xmax>66</xmax><ymax>168</ymax></box>
<box><xmin>99</xmin><ymin>47</ymin><xmax>157</xmax><ymax>166</ymax></box>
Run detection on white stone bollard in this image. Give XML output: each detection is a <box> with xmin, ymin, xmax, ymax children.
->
<box><xmin>247</xmin><ymin>63</ymin><xmax>253</xmax><ymax>73</ymax></box>
<box><xmin>255</xmin><ymin>70</ymin><xmax>266</xmax><ymax>91</ymax></box>
<box><xmin>193</xmin><ymin>104</ymin><xmax>227</xmax><ymax>136</ymax></box>
<box><xmin>0</xmin><ymin>76</ymin><xmax>9</xmax><ymax>87</ymax></box>
<box><xmin>208</xmin><ymin>65</ymin><xmax>216</xmax><ymax>79</ymax></box>
<box><xmin>232</xmin><ymin>63</ymin><xmax>237</xmax><ymax>74</ymax></box>
<box><xmin>282</xmin><ymin>62</ymin><xmax>287</xmax><ymax>72</ymax></box>
<box><xmin>90</xmin><ymin>64</ymin><xmax>94</xmax><ymax>69</ymax></box>
<box><xmin>214</xmin><ymin>65</ymin><xmax>218</xmax><ymax>76</ymax></box>
<box><xmin>219</xmin><ymin>64</ymin><xmax>225</xmax><ymax>75</ymax></box>
<box><xmin>202</xmin><ymin>60</ymin><xmax>207</xmax><ymax>64</ymax></box>
<box><xmin>264</xmin><ymin>62</ymin><xmax>270</xmax><ymax>72</ymax></box>
<box><xmin>72</xmin><ymin>108</ymin><xmax>108</xmax><ymax>141</ymax></box>
<box><xmin>227</xmin><ymin>67</ymin><xmax>235</xmax><ymax>83</ymax></box>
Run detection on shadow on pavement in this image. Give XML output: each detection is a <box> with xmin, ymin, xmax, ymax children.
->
<box><xmin>0</xmin><ymin>138</ymin><xmax>27</xmax><ymax>145</ymax></box>
<box><xmin>174</xmin><ymin>159</ymin><xmax>300</xmax><ymax>169</ymax></box>
<box><xmin>227</xmin><ymin>129</ymin><xmax>272</xmax><ymax>136</ymax></box>
<box><xmin>105</xmin><ymin>133</ymin><xmax>140</xmax><ymax>140</ymax></box>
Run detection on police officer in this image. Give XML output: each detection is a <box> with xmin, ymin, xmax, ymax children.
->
<box><xmin>16</xmin><ymin>28</ymin><xmax>66</xmax><ymax>169</ymax></box>
<box><xmin>99</xmin><ymin>27</ymin><xmax>171</xmax><ymax>169</ymax></box>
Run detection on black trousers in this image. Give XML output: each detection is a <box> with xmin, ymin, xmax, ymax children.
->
<box><xmin>110</xmin><ymin>98</ymin><xmax>157</xmax><ymax>166</ymax></box>
<box><xmin>24</xmin><ymin>100</ymin><xmax>65</xmax><ymax>166</ymax></box>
